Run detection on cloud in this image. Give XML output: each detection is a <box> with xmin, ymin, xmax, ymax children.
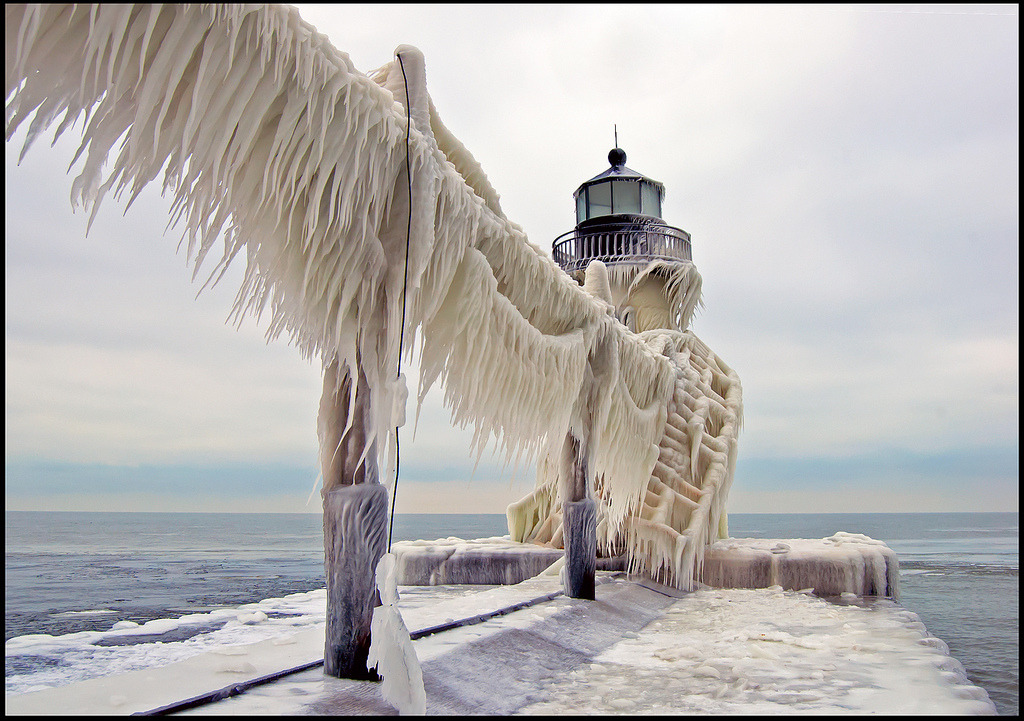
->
<box><xmin>5</xmin><ymin>5</ymin><xmax>1018</xmax><ymax>512</ymax></box>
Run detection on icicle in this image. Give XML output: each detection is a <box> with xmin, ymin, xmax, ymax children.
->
<box><xmin>391</xmin><ymin>372</ymin><xmax>409</xmax><ymax>429</ymax></box>
<box><xmin>367</xmin><ymin>553</ymin><xmax>425</xmax><ymax>715</ymax></box>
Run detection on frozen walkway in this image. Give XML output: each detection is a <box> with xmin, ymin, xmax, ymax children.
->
<box><xmin>6</xmin><ymin>574</ymin><xmax>995</xmax><ymax>715</ymax></box>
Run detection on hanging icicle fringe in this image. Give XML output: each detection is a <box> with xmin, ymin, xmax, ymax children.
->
<box><xmin>509</xmin><ymin>330</ymin><xmax>743</xmax><ymax>590</ymax></box>
<box><xmin>5</xmin><ymin>3</ymin><xmax>741</xmax><ymax>589</ymax></box>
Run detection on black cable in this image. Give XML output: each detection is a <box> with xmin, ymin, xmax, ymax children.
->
<box><xmin>388</xmin><ymin>52</ymin><xmax>414</xmax><ymax>552</ymax></box>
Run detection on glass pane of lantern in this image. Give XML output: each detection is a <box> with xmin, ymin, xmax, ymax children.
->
<box><xmin>576</xmin><ymin>192</ymin><xmax>586</xmax><ymax>223</ymax></box>
<box><xmin>641</xmin><ymin>183</ymin><xmax>661</xmax><ymax>217</ymax></box>
<box><xmin>613</xmin><ymin>181</ymin><xmax>641</xmax><ymax>214</ymax></box>
<box><xmin>587</xmin><ymin>182</ymin><xmax>612</xmax><ymax>218</ymax></box>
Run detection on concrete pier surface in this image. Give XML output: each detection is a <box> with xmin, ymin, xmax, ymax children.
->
<box><xmin>6</xmin><ymin>569</ymin><xmax>995</xmax><ymax>715</ymax></box>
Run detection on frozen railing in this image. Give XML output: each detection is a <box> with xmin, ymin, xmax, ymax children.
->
<box><xmin>552</xmin><ymin>219</ymin><xmax>692</xmax><ymax>274</ymax></box>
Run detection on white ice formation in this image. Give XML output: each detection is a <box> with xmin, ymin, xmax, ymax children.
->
<box><xmin>508</xmin><ymin>260</ymin><xmax>742</xmax><ymax>589</ymax></box>
<box><xmin>701</xmin><ymin>535</ymin><xmax>899</xmax><ymax>597</ymax></box>
<box><xmin>367</xmin><ymin>553</ymin><xmax>426</xmax><ymax>715</ymax></box>
<box><xmin>6</xmin><ymin>3</ymin><xmax>740</xmax><ymax>590</ymax></box>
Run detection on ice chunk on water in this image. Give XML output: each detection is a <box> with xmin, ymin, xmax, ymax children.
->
<box><xmin>236</xmin><ymin>610</ymin><xmax>268</xmax><ymax>625</ymax></box>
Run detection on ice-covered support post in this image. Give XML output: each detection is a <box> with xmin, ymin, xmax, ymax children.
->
<box><xmin>563</xmin><ymin>434</ymin><xmax>597</xmax><ymax>600</ymax></box>
<box><xmin>320</xmin><ymin>359</ymin><xmax>389</xmax><ymax>680</ymax></box>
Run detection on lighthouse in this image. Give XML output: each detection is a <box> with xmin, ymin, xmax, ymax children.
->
<box><xmin>553</xmin><ymin>146</ymin><xmax>700</xmax><ymax>333</ymax></box>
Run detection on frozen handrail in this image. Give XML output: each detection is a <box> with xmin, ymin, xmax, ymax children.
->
<box><xmin>553</xmin><ymin>221</ymin><xmax>692</xmax><ymax>274</ymax></box>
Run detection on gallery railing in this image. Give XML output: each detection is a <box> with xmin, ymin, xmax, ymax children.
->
<box><xmin>552</xmin><ymin>220</ymin><xmax>692</xmax><ymax>274</ymax></box>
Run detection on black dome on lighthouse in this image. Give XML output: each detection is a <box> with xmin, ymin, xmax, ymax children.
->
<box><xmin>574</xmin><ymin>147</ymin><xmax>665</xmax><ymax>222</ymax></box>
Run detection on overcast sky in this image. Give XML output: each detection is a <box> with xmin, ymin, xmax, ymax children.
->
<box><xmin>5</xmin><ymin>4</ymin><xmax>1018</xmax><ymax>515</ymax></box>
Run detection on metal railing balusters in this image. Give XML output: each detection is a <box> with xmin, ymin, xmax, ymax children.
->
<box><xmin>552</xmin><ymin>220</ymin><xmax>692</xmax><ymax>274</ymax></box>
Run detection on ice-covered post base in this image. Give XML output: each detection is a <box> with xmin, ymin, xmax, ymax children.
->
<box><xmin>562</xmin><ymin>434</ymin><xmax>596</xmax><ymax>599</ymax></box>
<box><xmin>323</xmin><ymin>483</ymin><xmax>389</xmax><ymax>679</ymax></box>
<box><xmin>319</xmin><ymin>360</ymin><xmax>388</xmax><ymax>680</ymax></box>
<box><xmin>563</xmin><ymin>498</ymin><xmax>597</xmax><ymax>599</ymax></box>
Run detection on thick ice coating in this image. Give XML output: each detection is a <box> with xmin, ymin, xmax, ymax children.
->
<box><xmin>5</xmin><ymin>3</ymin><xmax>741</xmax><ymax>589</ymax></box>
<box><xmin>508</xmin><ymin>327</ymin><xmax>743</xmax><ymax>589</ymax></box>
<box><xmin>701</xmin><ymin>536</ymin><xmax>899</xmax><ymax>597</ymax></box>
<box><xmin>507</xmin><ymin>256</ymin><xmax>742</xmax><ymax>589</ymax></box>
<box><xmin>367</xmin><ymin>553</ymin><xmax>425</xmax><ymax>714</ymax></box>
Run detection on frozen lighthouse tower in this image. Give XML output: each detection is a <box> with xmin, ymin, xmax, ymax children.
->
<box><xmin>506</xmin><ymin>145</ymin><xmax>898</xmax><ymax>599</ymax></box>
<box><xmin>552</xmin><ymin>145</ymin><xmax>699</xmax><ymax>332</ymax></box>
<box><xmin>507</xmin><ymin>145</ymin><xmax>743</xmax><ymax>591</ymax></box>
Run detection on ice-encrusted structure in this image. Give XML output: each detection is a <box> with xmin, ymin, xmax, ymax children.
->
<box><xmin>507</xmin><ymin>258</ymin><xmax>742</xmax><ymax>589</ymax></box>
<box><xmin>701</xmin><ymin>534</ymin><xmax>900</xmax><ymax>598</ymax></box>
<box><xmin>5</xmin><ymin>3</ymin><xmax>740</xmax><ymax>590</ymax></box>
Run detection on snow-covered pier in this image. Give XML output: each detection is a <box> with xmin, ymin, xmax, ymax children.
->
<box><xmin>4</xmin><ymin>573</ymin><xmax>995</xmax><ymax>716</ymax></box>
<box><xmin>6</xmin><ymin>6</ymin><xmax>994</xmax><ymax>715</ymax></box>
